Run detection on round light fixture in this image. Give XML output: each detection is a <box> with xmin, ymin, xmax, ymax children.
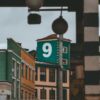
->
<box><xmin>26</xmin><ymin>0</ymin><xmax>44</xmax><ymax>10</ymax></box>
<box><xmin>52</xmin><ymin>16</ymin><xmax>68</xmax><ymax>35</ymax></box>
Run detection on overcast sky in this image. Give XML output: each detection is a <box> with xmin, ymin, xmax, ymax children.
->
<box><xmin>0</xmin><ymin>7</ymin><xmax>76</xmax><ymax>50</ymax></box>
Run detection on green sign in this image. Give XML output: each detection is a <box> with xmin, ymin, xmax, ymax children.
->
<box><xmin>36</xmin><ymin>39</ymin><xmax>70</xmax><ymax>70</ymax></box>
<box><xmin>36</xmin><ymin>40</ymin><xmax>59</xmax><ymax>64</ymax></box>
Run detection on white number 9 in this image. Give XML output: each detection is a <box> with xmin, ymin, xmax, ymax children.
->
<box><xmin>42</xmin><ymin>43</ymin><xmax>52</xmax><ymax>58</ymax></box>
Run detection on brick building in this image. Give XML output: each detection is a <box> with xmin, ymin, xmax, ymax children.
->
<box><xmin>21</xmin><ymin>48</ymin><xmax>35</xmax><ymax>100</ymax></box>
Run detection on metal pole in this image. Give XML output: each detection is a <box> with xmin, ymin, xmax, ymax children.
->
<box><xmin>57</xmin><ymin>34</ymin><xmax>63</xmax><ymax>100</ymax></box>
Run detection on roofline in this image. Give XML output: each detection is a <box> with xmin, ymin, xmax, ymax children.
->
<box><xmin>37</xmin><ymin>38</ymin><xmax>71</xmax><ymax>42</ymax></box>
<box><xmin>37</xmin><ymin>34</ymin><xmax>71</xmax><ymax>42</ymax></box>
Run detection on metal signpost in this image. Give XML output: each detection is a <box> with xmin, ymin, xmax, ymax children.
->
<box><xmin>57</xmin><ymin>34</ymin><xmax>63</xmax><ymax>100</ymax></box>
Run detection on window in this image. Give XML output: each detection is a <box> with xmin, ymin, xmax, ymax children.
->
<box><xmin>40</xmin><ymin>68</ymin><xmax>46</xmax><ymax>81</ymax></box>
<box><xmin>63</xmin><ymin>47</ymin><xmax>68</xmax><ymax>53</ymax></box>
<box><xmin>32</xmin><ymin>95</ymin><xmax>34</xmax><ymax>100</ymax></box>
<box><xmin>30</xmin><ymin>69</ymin><xmax>32</xmax><ymax>81</ymax></box>
<box><xmin>12</xmin><ymin>79</ymin><xmax>16</xmax><ymax>98</ymax></box>
<box><xmin>29</xmin><ymin>93</ymin><xmax>31</xmax><ymax>100</ymax></box>
<box><xmin>21</xmin><ymin>90</ymin><xmax>23</xmax><ymax>100</ymax></box>
<box><xmin>34</xmin><ymin>89</ymin><xmax>38</xmax><ymax>99</ymax></box>
<box><xmin>21</xmin><ymin>63</ymin><xmax>24</xmax><ymax>77</ymax></box>
<box><xmin>25</xmin><ymin>65</ymin><xmax>28</xmax><ymax>79</ymax></box>
<box><xmin>35</xmin><ymin>67</ymin><xmax>38</xmax><ymax>81</ymax></box>
<box><xmin>16</xmin><ymin>81</ymin><xmax>20</xmax><ymax>100</ymax></box>
<box><xmin>12</xmin><ymin>80</ymin><xmax>14</xmax><ymax>98</ymax></box>
<box><xmin>49</xmin><ymin>90</ymin><xmax>55</xmax><ymax>100</ymax></box>
<box><xmin>63</xmin><ymin>71</ymin><xmax>67</xmax><ymax>83</ymax></box>
<box><xmin>49</xmin><ymin>68</ymin><xmax>55</xmax><ymax>82</ymax></box>
<box><xmin>29</xmin><ymin>68</ymin><xmax>31</xmax><ymax>80</ymax></box>
<box><xmin>7</xmin><ymin>95</ymin><xmax>10</xmax><ymax>100</ymax></box>
<box><xmin>12</xmin><ymin>60</ymin><xmax>16</xmax><ymax>77</ymax></box>
<box><xmin>32</xmin><ymin>70</ymin><xmax>34</xmax><ymax>82</ymax></box>
<box><xmin>40</xmin><ymin>89</ymin><xmax>46</xmax><ymax>99</ymax></box>
<box><xmin>16</xmin><ymin>63</ymin><xmax>20</xmax><ymax>79</ymax></box>
<box><xmin>25</xmin><ymin>91</ymin><xmax>27</xmax><ymax>100</ymax></box>
<box><xmin>62</xmin><ymin>59</ymin><xmax>68</xmax><ymax>65</ymax></box>
<box><xmin>63</xmin><ymin>88</ymin><xmax>67</xmax><ymax>100</ymax></box>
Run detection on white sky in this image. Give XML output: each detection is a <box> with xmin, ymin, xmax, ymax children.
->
<box><xmin>0</xmin><ymin>7</ymin><xmax>76</xmax><ymax>50</ymax></box>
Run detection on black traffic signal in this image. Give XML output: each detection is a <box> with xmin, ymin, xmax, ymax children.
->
<box><xmin>28</xmin><ymin>13</ymin><xmax>41</xmax><ymax>24</ymax></box>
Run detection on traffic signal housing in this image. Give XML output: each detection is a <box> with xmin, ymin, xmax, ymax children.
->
<box><xmin>28</xmin><ymin>13</ymin><xmax>41</xmax><ymax>24</ymax></box>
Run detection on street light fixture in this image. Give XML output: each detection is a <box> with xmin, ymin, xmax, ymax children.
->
<box><xmin>52</xmin><ymin>4</ymin><xmax>68</xmax><ymax>35</ymax></box>
<box><xmin>26</xmin><ymin>0</ymin><xmax>44</xmax><ymax>10</ymax></box>
<box><xmin>52</xmin><ymin>16</ymin><xmax>68</xmax><ymax>35</ymax></box>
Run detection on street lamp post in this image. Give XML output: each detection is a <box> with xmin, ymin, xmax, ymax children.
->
<box><xmin>52</xmin><ymin>15</ymin><xmax>68</xmax><ymax>100</ymax></box>
<box><xmin>58</xmin><ymin>34</ymin><xmax>63</xmax><ymax>100</ymax></box>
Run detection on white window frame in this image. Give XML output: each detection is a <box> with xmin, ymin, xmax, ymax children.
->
<box><xmin>16</xmin><ymin>62</ymin><xmax>21</xmax><ymax>80</ymax></box>
<box><xmin>12</xmin><ymin>58</ymin><xmax>16</xmax><ymax>78</ymax></box>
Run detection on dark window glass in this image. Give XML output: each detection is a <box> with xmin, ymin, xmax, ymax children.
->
<box><xmin>34</xmin><ymin>89</ymin><xmax>38</xmax><ymax>99</ymax></box>
<box><xmin>32</xmin><ymin>95</ymin><xmax>34</xmax><ymax>100</ymax></box>
<box><xmin>21</xmin><ymin>63</ymin><xmax>24</xmax><ymax>77</ymax></box>
<box><xmin>49</xmin><ymin>68</ymin><xmax>55</xmax><ymax>82</ymax></box>
<box><xmin>25</xmin><ymin>65</ymin><xmax>28</xmax><ymax>79</ymax></box>
<box><xmin>16</xmin><ymin>63</ymin><xmax>20</xmax><ymax>79</ymax></box>
<box><xmin>35</xmin><ymin>67</ymin><xmax>38</xmax><ymax>81</ymax></box>
<box><xmin>63</xmin><ymin>47</ymin><xmax>68</xmax><ymax>53</ymax></box>
<box><xmin>12</xmin><ymin>60</ymin><xmax>16</xmax><ymax>77</ymax></box>
<box><xmin>12</xmin><ymin>79</ymin><xmax>14</xmax><ymax>99</ymax></box>
<box><xmin>62</xmin><ymin>59</ymin><xmax>68</xmax><ymax>65</ymax></box>
<box><xmin>7</xmin><ymin>95</ymin><xmax>10</xmax><ymax>100</ymax></box>
<box><xmin>32</xmin><ymin>70</ymin><xmax>34</xmax><ymax>82</ymax></box>
<box><xmin>25</xmin><ymin>91</ymin><xmax>27</xmax><ymax>100</ymax></box>
<box><xmin>21</xmin><ymin>90</ymin><xmax>23</xmax><ymax>100</ymax></box>
<box><xmin>29</xmin><ymin>93</ymin><xmax>31</xmax><ymax>100</ymax></box>
<box><xmin>49</xmin><ymin>90</ymin><xmax>55</xmax><ymax>100</ymax></box>
<box><xmin>29</xmin><ymin>68</ymin><xmax>31</xmax><ymax>80</ymax></box>
<box><xmin>16</xmin><ymin>82</ymin><xmax>20</xmax><ymax>100</ymax></box>
<box><xmin>63</xmin><ymin>88</ymin><xmax>67</xmax><ymax>100</ymax></box>
<box><xmin>40</xmin><ymin>68</ymin><xmax>46</xmax><ymax>81</ymax></box>
<box><xmin>40</xmin><ymin>89</ymin><xmax>46</xmax><ymax>99</ymax></box>
<box><xmin>63</xmin><ymin>71</ymin><xmax>67</xmax><ymax>83</ymax></box>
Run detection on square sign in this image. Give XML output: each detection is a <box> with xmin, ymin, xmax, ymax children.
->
<box><xmin>36</xmin><ymin>40</ymin><xmax>59</xmax><ymax>64</ymax></box>
<box><xmin>36</xmin><ymin>39</ymin><xmax>70</xmax><ymax>70</ymax></box>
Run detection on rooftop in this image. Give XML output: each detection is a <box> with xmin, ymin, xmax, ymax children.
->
<box><xmin>37</xmin><ymin>34</ymin><xmax>71</xmax><ymax>42</ymax></box>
